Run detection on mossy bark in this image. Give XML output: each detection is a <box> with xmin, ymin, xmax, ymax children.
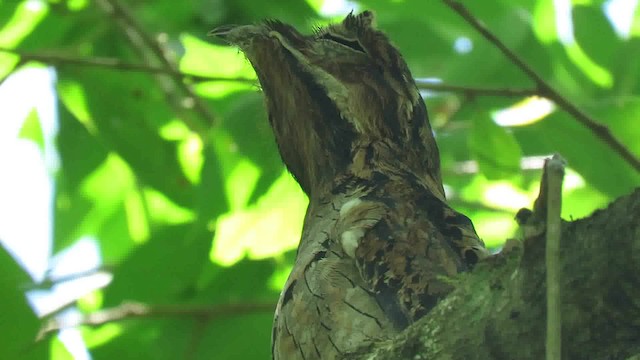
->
<box><xmin>353</xmin><ymin>188</ymin><xmax>640</xmax><ymax>360</ymax></box>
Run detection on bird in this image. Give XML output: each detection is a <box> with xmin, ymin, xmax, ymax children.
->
<box><xmin>210</xmin><ymin>10</ymin><xmax>489</xmax><ymax>360</ymax></box>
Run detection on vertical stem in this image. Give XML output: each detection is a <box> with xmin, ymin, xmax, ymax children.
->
<box><xmin>545</xmin><ymin>155</ymin><xmax>565</xmax><ymax>360</ymax></box>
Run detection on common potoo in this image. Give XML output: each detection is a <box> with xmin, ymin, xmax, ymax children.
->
<box><xmin>211</xmin><ymin>11</ymin><xmax>489</xmax><ymax>359</ymax></box>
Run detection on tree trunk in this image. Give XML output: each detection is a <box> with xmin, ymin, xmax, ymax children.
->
<box><xmin>353</xmin><ymin>188</ymin><xmax>640</xmax><ymax>360</ymax></box>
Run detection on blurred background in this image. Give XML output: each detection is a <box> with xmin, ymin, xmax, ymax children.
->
<box><xmin>1</xmin><ymin>0</ymin><xmax>638</xmax><ymax>358</ymax></box>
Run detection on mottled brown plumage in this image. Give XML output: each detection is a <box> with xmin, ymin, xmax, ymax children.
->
<box><xmin>211</xmin><ymin>11</ymin><xmax>488</xmax><ymax>359</ymax></box>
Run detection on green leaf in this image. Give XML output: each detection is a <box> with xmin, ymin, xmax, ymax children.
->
<box><xmin>513</xmin><ymin>110</ymin><xmax>639</xmax><ymax>198</ymax></box>
<box><xmin>53</xmin><ymin>152</ymin><xmax>136</xmax><ymax>254</ymax></box>
<box><xmin>56</xmin><ymin>100</ymin><xmax>109</xmax><ymax>192</ymax></box>
<box><xmin>468</xmin><ymin>115</ymin><xmax>523</xmax><ymax>179</ymax></box>
<box><xmin>195</xmin><ymin>144</ymin><xmax>229</xmax><ymax>221</ymax></box>
<box><xmin>0</xmin><ymin>0</ymin><xmax>47</xmax><ymax>77</ymax></box>
<box><xmin>18</xmin><ymin>108</ymin><xmax>45</xmax><ymax>152</ymax></box>
<box><xmin>89</xmin><ymin>320</ymin><xmax>184</xmax><ymax>360</ymax></box>
<box><xmin>193</xmin><ymin>259</ymin><xmax>278</xmax><ymax>359</ymax></box>
<box><xmin>0</xmin><ymin>245</ymin><xmax>48</xmax><ymax>360</ymax></box>
<box><xmin>103</xmin><ymin>222</ymin><xmax>212</xmax><ymax>305</ymax></box>
<box><xmin>588</xmin><ymin>97</ymin><xmax>640</xmax><ymax>157</ymax></box>
<box><xmin>92</xmin><ymin>259</ymin><xmax>278</xmax><ymax>360</ymax></box>
<box><xmin>18</xmin><ymin>1</ymin><xmax>102</xmax><ymax>53</ymax></box>
<box><xmin>572</xmin><ymin>5</ymin><xmax>621</xmax><ymax>70</ymax></box>
<box><xmin>180</xmin><ymin>33</ymin><xmax>255</xmax><ymax>83</ymax></box>
<box><xmin>223</xmin><ymin>0</ymin><xmax>318</xmax><ymax>29</ymax></box>
<box><xmin>57</xmin><ymin>69</ymin><xmax>196</xmax><ymax>208</ymax></box>
<box><xmin>197</xmin><ymin>258</ymin><xmax>278</xmax><ymax>303</ymax></box>
<box><xmin>532</xmin><ymin>0</ymin><xmax>558</xmax><ymax>44</ymax></box>
<box><xmin>632</xmin><ymin>3</ymin><xmax>640</xmax><ymax>37</ymax></box>
<box><xmin>219</xmin><ymin>91</ymin><xmax>285</xmax><ymax>204</ymax></box>
<box><xmin>611</xmin><ymin>38</ymin><xmax>640</xmax><ymax>95</ymax></box>
<box><xmin>194</xmin><ymin>313</ymin><xmax>273</xmax><ymax>360</ymax></box>
<box><xmin>211</xmin><ymin>171</ymin><xmax>307</xmax><ymax>266</ymax></box>
<box><xmin>50</xmin><ymin>336</ymin><xmax>74</xmax><ymax>360</ymax></box>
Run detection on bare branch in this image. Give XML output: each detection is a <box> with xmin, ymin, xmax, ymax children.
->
<box><xmin>37</xmin><ymin>301</ymin><xmax>275</xmax><ymax>340</ymax></box>
<box><xmin>0</xmin><ymin>47</ymin><xmax>255</xmax><ymax>84</ymax></box>
<box><xmin>416</xmin><ymin>81</ymin><xmax>538</xmax><ymax>97</ymax></box>
<box><xmin>442</xmin><ymin>0</ymin><xmax>640</xmax><ymax>172</ymax></box>
<box><xmin>0</xmin><ymin>47</ymin><xmax>541</xmax><ymax>101</ymax></box>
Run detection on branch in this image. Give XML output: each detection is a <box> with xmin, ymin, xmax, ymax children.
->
<box><xmin>353</xmin><ymin>188</ymin><xmax>640</xmax><ymax>359</ymax></box>
<box><xmin>37</xmin><ymin>301</ymin><xmax>275</xmax><ymax>340</ymax></box>
<box><xmin>1</xmin><ymin>46</ymin><xmax>540</xmax><ymax>101</ymax></box>
<box><xmin>95</xmin><ymin>0</ymin><xmax>214</xmax><ymax>137</ymax></box>
<box><xmin>442</xmin><ymin>0</ymin><xmax>640</xmax><ymax>173</ymax></box>
<box><xmin>416</xmin><ymin>81</ymin><xmax>538</xmax><ymax>97</ymax></box>
<box><xmin>0</xmin><ymin>47</ymin><xmax>255</xmax><ymax>84</ymax></box>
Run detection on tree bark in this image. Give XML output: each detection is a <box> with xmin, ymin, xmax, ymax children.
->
<box><xmin>353</xmin><ymin>188</ymin><xmax>640</xmax><ymax>360</ymax></box>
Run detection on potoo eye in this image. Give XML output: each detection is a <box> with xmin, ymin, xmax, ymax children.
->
<box><xmin>318</xmin><ymin>33</ymin><xmax>366</xmax><ymax>53</ymax></box>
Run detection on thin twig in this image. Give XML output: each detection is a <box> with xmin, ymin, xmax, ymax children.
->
<box><xmin>96</xmin><ymin>0</ymin><xmax>214</xmax><ymax>137</ymax></box>
<box><xmin>37</xmin><ymin>301</ymin><xmax>275</xmax><ymax>340</ymax></box>
<box><xmin>545</xmin><ymin>154</ymin><xmax>565</xmax><ymax>360</ymax></box>
<box><xmin>442</xmin><ymin>0</ymin><xmax>640</xmax><ymax>172</ymax></box>
<box><xmin>416</xmin><ymin>81</ymin><xmax>537</xmax><ymax>97</ymax></box>
<box><xmin>184</xmin><ymin>318</ymin><xmax>210</xmax><ymax>360</ymax></box>
<box><xmin>0</xmin><ymin>47</ymin><xmax>255</xmax><ymax>84</ymax></box>
<box><xmin>0</xmin><ymin>47</ymin><xmax>539</xmax><ymax>100</ymax></box>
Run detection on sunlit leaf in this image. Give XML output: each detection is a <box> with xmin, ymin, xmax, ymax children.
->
<box><xmin>50</xmin><ymin>336</ymin><xmax>73</xmax><ymax>360</ymax></box>
<box><xmin>564</xmin><ymin>42</ymin><xmax>613</xmax><ymax>88</ymax></box>
<box><xmin>124</xmin><ymin>189</ymin><xmax>150</xmax><ymax>243</ymax></box>
<box><xmin>0</xmin><ymin>0</ymin><xmax>48</xmax><ymax>78</ymax></box>
<box><xmin>482</xmin><ymin>182</ymin><xmax>532</xmax><ymax>211</ymax></box>
<box><xmin>180</xmin><ymin>34</ymin><xmax>255</xmax><ymax>79</ymax></box>
<box><xmin>0</xmin><ymin>1</ymin><xmax>48</xmax><ymax>46</ymax></box>
<box><xmin>632</xmin><ymin>3</ymin><xmax>640</xmax><ymax>37</ymax></box>
<box><xmin>532</xmin><ymin>0</ymin><xmax>558</xmax><ymax>44</ymax></box>
<box><xmin>572</xmin><ymin>4</ymin><xmax>621</xmax><ymax>68</ymax></box>
<box><xmin>142</xmin><ymin>188</ymin><xmax>196</xmax><ymax>225</ymax></box>
<box><xmin>88</xmin><ymin>321</ymin><xmax>169</xmax><ymax>360</ymax></box>
<box><xmin>54</xmin><ymin>152</ymin><xmax>135</xmax><ymax>253</ymax></box>
<box><xmin>211</xmin><ymin>171</ymin><xmax>307</xmax><ymax>266</ymax></box>
<box><xmin>57</xmin><ymin>69</ymin><xmax>196</xmax><ymax>208</ymax></box>
<box><xmin>82</xmin><ymin>323</ymin><xmax>123</xmax><ymax>349</ymax></box>
<box><xmin>77</xmin><ymin>289</ymin><xmax>104</xmax><ymax>313</ymax></box>
<box><xmin>472</xmin><ymin>211</ymin><xmax>517</xmax><ymax>248</ymax></box>
<box><xmin>17</xmin><ymin>108</ymin><xmax>45</xmax><ymax>152</ymax></box>
<box><xmin>219</xmin><ymin>91</ymin><xmax>284</xmax><ymax>204</ymax></box>
<box><xmin>180</xmin><ymin>33</ymin><xmax>257</xmax><ymax>98</ymax></box>
<box><xmin>225</xmin><ymin>158</ymin><xmax>261</xmax><ymax>211</ymax></box>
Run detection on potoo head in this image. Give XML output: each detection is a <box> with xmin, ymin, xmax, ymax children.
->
<box><xmin>210</xmin><ymin>11</ymin><xmax>442</xmax><ymax>198</ymax></box>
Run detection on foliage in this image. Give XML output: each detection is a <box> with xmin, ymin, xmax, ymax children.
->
<box><xmin>1</xmin><ymin>0</ymin><xmax>638</xmax><ymax>359</ymax></box>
